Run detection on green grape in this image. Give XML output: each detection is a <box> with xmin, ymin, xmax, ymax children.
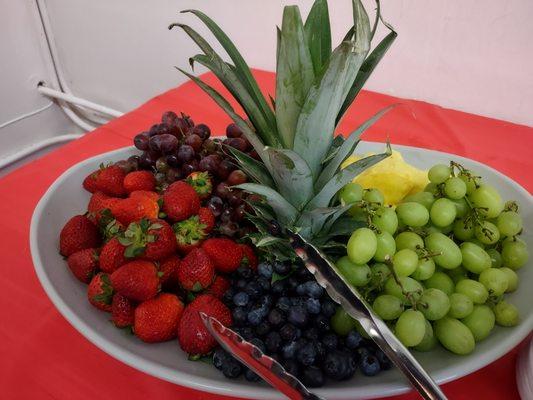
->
<box><xmin>460</xmin><ymin>242</ymin><xmax>491</xmax><ymax>274</ymax></box>
<box><xmin>424</xmin><ymin>271</ymin><xmax>455</xmax><ymax>295</ymax></box>
<box><xmin>396</xmin><ymin>202</ymin><xmax>430</xmax><ymax>227</ymax></box>
<box><xmin>402</xmin><ymin>191</ymin><xmax>435</xmax><ymax>210</ymax></box>
<box><xmin>374</xmin><ymin>231</ymin><xmax>396</xmax><ymax>262</ymax></box>
<box><xmin>455</xmin><ymin>279</ymin><xmax>488</xmax><ymax>304</ymax></box>
<box><xmin>394</xmin><ymin>310</ymin><xmax>426</xmax><ymax>347</ymax></box>
<box><xmin>453</xmin><ymin>219</ymin><xmax>475</xmax><ymax>241</ymax></box>
<box><xmin>372</xmin><ymin>294</ymin><xmax>404</xmax><ymax>320</ymax></box>
<box><xmin>425</xmin><ymin>232</ymin><xmax>462</xmax><ymax>269</ymax></box>
<box><xmin>486</xmin><ymin>248</ymin><xmax>503</xmax><ymax>268</ymax></box>
<box><xmin>434</xmin><ymin>317</ymin><xmax>475</xmax><ymax>355</ymax></box>
<box><xmin>364</xmin><ymin>188</ymin><xmax>384</xmax><ymax>205</ymax></box>
<box><xmin>478</xmin><ymin>268</ymin><xmax>508</xmax><ymax>296</ymax></box>
<box><xmin>331</xmin><ymin>307</ymin><xmax>357</xmax><ymax>335</ymax></box>
<box><xmin>467</xmin><ymin>238</ymin><xmax>486</xmax><ymax>248</ymax></box>
<box><xmin>336</xmin><ymin>256</ymin><xmax>371</xmax><ymax>287</ymax></box>
<box><xmin>474</xmin><ymin>221</ymin><xmax>500</xmax><ymax>245</ymax></box>
<box><xmin>451</xmin><ymin>198</ymin><xmax>469</xmax><ymax>218</ymax></box>
<box><xmin>418</xmin><ymin>288</ymin><xmax>451</xmax><ymax>320</ymax></box>
<box><xmin>447</xmin><ymin>265</ymin><xmax>468</xmax><ymax>284</ymax></box>
<box><xmin>372</xmin><ymin>206</ymin><xmax>399</xmax><ymax>235</ymax></box>
<box><xmin>500</xmin><ymin>267</ymin><xmax>518</xmax><ymax>292</ymax></box>
<box><xmin>461</xmin><ymin>305</ymin><xmax>495</xmax><ymax>342</ymax></box>
<box><xmin>393</xmin><ymin>249</ymin><xmax>419</xmax><ymax>276</ymax></box>
<box><xmin>444</xmin><ymin>177</ymin><xmax>467</xmax><ymax>200</ymax></box>
<box><xmin>469</xmin><ymin>185</ymin><xmax>504</xmax><ymax>218</ymax></box>
<box><xmin>340</xmin><ymin>182</ymin><xmax>364</xmax><ymax>204</ymax></box>
<box><xmin>493</xmin><ymin>301</ymin><xmax>520</xmax><ymax>327</ymax></box>
<box><xmin>411</xmin><ymin>258</ymin><xmax>436</xmax><ymax>281</ymax></box>
<box><xmin>348</xmin><ymin>202</ymin><xmax>366</xmax><ymax>219</ymax></box>
<box><xmin>384</xmin><ymin>276</ymin><xmax>424</xmax><ymax>305</ymax></box>
<box><xmin>448</xmin><ymin>293</ymin><xmax>474</xmax><ymax>319</ymax></box>
<box><xmin>370</xmin><ymin>263</ymin><xmax>391</xmax><ymax>287</ymax></box>
<box><xmin>501</xmin><ymin>239</ymin><xmax>529</xmax><ymax>270</ymax></box>
<box><xmin>459</xmin><ymin>171</ymin><xmax>478</xmax><ymax>195</ymax></box>
<box><xmin>428</xmin><ymin>164</ymin><xmax>451</xmax><ymax>184</ymax></box>
<box><xmin>413</xmin><ymin>319</ymin><xmax>438</xmax><ymax>352</ymax></box>
<box><xmin>430</xmin><ymin>198</ymin><xmax>457</xmax><ymax>227</ymax></box>
<box><xmin>424</xmin><ymin>182</ymin><xmax>440</xmax><ymax>196</ymax></box>
<box><xmin>347</xmin><ymin>228</ymin><xmax>377</xmax><ymax>265</ymax></box>
<box><xmin>496</xmin><ymin>211</ymin><xmax>523</xmax><ymax>237</ymax></box>
<box><xmin>395</xmin><ymin>231</ymin><xmax>424</xmax><ymax>251</ymax></box>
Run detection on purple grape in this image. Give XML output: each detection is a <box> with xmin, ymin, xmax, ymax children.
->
<box><xmin>220</xmin><ymin>221</ymin><xmax>239</xmax><ymax>237</ymax></box>
<box><xmin>227</xmin><ymin>170</ymin><xmax>248</xmax><ymax>186</ymax></box>
<box><xmin>134</xmin><ymin>133</ymin><xmax>150</xmax><ymax>150</ymax></box>
<box><xmin>181</xmin><ymin>159</ymin><xmax>199</xmax><ymax>176</ymax></box>
<box><xmin>150</xmin><ymin>134</ymin><xmax>178</xmax><ymax>154</ymax></box>
<box><xmin>148</xmin><ymin>124</ymin><xmax>159</xmax><ymax>136</ymax></box>
<box><xmin>177</xmin><ymin>144</ymin><xmax>195</xmax><ymax>163</ymax></box>
<box><xmin>139</xmin><ymin>151</ymin><xmax>156</xmax><ymax>170</ymax></box>
<box><xmin>221</xmin><ymin>208</ymin><xmax>233</xmax><ymax>223</ymax></box>
<box><xmin>127</xmin><ymin>155</ymin><xmax>140</xmax><ymax>171</ymax></box>
<box><xmin>226</xmin><ymin>123</ymin><xmax>243</xmax><ymax>138</ymax></box>
<box><xmin>217</xmin><ymin>159</ymin><xmax>235</xmax><ymax>180</ymax></box>
<box><xmin>185</xmin><ymin>134</ymin><xmax>203</xmax><ymax>152</ymax></box>
<box><xmin>166</xmin><ymin>168</ymin><xmax>182</xmax><ymax>183</ymax></box>
<box><xmin>161</xmin><ymin>111</ymin><xmax>178</xmax><ymax>125</ymax></box>
<box><xmin>175</xmin><ymin>115</ymin><xmax>194</xmax><ymax>136</ymax></box>
<box><xmin>166</xmin><ymin>154</ymin><xmax>180</xmax><ymax>167</ymax></box>
<box><xmin>199</xmin><ymin>154</ymin><xmax>222</xmax><ymax>174</ymax></box>
<box><xmin>225</xmin><ymin>138</ymin><xmax>248</xmax><ymax>152</ymax></box>
<box><xmin>233</xmin><ymin>205</ymin><xmax>246</xmax><ymax>222</ymax></box>
<box><xmin>156</xmin><ymin>123</ymin><xmax>172</xmax><ymax>136</ymax></box>
<box><xmin>228</xmin><ymin>192</ymin><xmax>244</xmax><ymax>207</ymax></box>
<box><xmin>202</xmin><ymin>139</ymin><xmax>217</xmax><ymax>154</ymax></box>
<box><xmin>215</xmin><ymin>182</ymin><xmax>231</xmax><ymax>199</ymax></box>
<box><xmin>207</xmin><ymin>196</ymin><xmax>224</xmax><ymax>217</ymax></box>
<box><xmin>155</xmin><ymin>157</ymin><xmax>169</xmax><ymax>173</ymax></box>
<box><xmin>192</xmin><ymin>123</ymin><xmax>211</xmax><ymax>140</ymax></box>
<box><xmin>114</xmin><ymin>159</ymin><xmax>134</xmax><ymax>173</ymax></box>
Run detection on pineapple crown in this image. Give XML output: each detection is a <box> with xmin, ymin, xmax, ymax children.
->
<box><xmin>170</xmin><ymin>0</ymin><xmax>396</xmax><ymax>259</ymax></box>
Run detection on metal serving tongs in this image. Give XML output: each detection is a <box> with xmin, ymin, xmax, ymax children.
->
<box><xmin>288</xmin><ymin>231</ymin><xmax>447</xmax><ymax>400</ymax></box>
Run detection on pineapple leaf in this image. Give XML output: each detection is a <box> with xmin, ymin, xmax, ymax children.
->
<box><xmin>352</xmin><ymin>0</ymin><xmax>371</xmax><ymax>54</ymax></box>
<box><xmin>304</xmin><ymin>0</ymin><xmax>332</xmax><ymax>76</ymax></box>
<box><xmin>225</xmin><ymin>146</ymin><xmax>274</xmax><ymax>187</ymax></box>
<box><xmin>293</xmin><ymin>41</ymin><xmax>368</xmax><ymax>179</ymax></box>
<box><xmin>325</xmin><ymin>216</ymin><xmax>366</xmax><ymax>237</ymax></box>
<box><xmin>316</xmin><ymin>104</ymin><xmax>397</xmax><ymax>189</ymax></box>
<box><xmin>181</xmin><ymin>9</ymin><xmax>277</xmax><ymax>132</ymax></box>
<box><xmin>235</xmin><ymin>183</ymin><xmax>298</xmax><ymax>225</ymax></box>
<box><xmin>276</xmin><ymin>5</ymin><xmax>315</xmax><ymax>149</ymax></box>
<box><xmin>171</xmin><ymin>23</ymin><xmax>280</xmax><ymax>147</ymax></box>
<box><xmin>306</xmin><ymin>144</ymin><xmax>391</xmax><ymax>209</ymax></box>
<box><xmin>266</xmin><ymin>147</ymin><xmax>314</xmax><ymax>209</ymax></box>
<box><xmin>297</xmin><ymin>205</ymin><xmax>349</xmax><ymax>239</ymax></box>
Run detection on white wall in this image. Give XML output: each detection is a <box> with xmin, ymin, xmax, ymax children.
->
<box><xmin>42</xmin><ymin>0</ymin><xmax>533</xmax><ymax>126</ymax></box>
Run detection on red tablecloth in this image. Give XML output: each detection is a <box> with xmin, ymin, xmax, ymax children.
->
<box><xmin>1</xmin><ymin>70</ymin><xmax>531</xmax><ymax>400</ymax></box>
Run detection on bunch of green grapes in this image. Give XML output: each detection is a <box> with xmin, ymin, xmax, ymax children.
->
<box><xmin>336</xmin><ymin>162</ymin><xmax>528</xmax><ymax>355</ymax></box>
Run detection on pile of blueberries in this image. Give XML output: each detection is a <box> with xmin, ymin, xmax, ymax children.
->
<box><xmin>213</xmin><ymin>262</ymin><xmax>392</xmax><ymax>387</ymax></box>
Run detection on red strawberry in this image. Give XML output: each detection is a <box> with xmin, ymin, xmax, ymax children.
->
<box><xmin>87</xmin><ymin>273</ymin><xmax>114</xmax><ymax>312</ymax></box>
<box><xmin>87</xmin><ymin>192</ymin><xmax>121</xmax><ymax>223</ymax></box>
<box><xmin>110</xmin><ymin>260</ymin><xmax>159</xmax><ymax>302</ymax></box>
<box><xmin>239</xmin><ymin>244</ymin><xmax>258</xmax><ymax>270</ymax></box>
<box><xmin>173</xmin><ymin>215</ymin><xmax>207</xmax><ymax>254</ymax></box>
<box><xmin>95</xmin><ymin>165</ymin><xmax>126</xmax><ymax>197</ymax></box>
<box><xmin>83</xmin><ymin>170</ymin><xmax>100</xmax><ymax>193</ymax></box>
<box><xmin>111</xmin><ymin>293</ymin><xmax>136</xmax><ymax>328</ymax></box>
<box><xmin>110</xmin><ymin>193</ymin><xmax>159</xmax><ymax>226</ymax></box>
<box><xmin>162</xmin><ymin>181</ymin><xmax>200</xmax><ymax>222</ymax></box>
<box><xmin>198</xmin><ymin>207</ymin><xmax>215</xmax><ymax>234</ymax></box>
<box><xmin>120</xmin><ymin>219</ymin><xmax>176</xmax><ymax>260</ymax></box>
<box><xmin>201</xmin><ymin>238</ymin><xmax>243</xmax><ymax>273</ymax></box>
<box><xmin>177</xmin><ymin>248</ymin><xmax>215</xmax><ymax>292</ymax></box>
<box><xmin>130</xmin><ymin>190</ymin><xmax>159</xmax><ymax>202</ymax></box>
<box><xmin>177</xmin><ymin>294</ymin><xmax>232</xmax><ymax>355</ymax></box>
<box><xmin>206</xmin><ymin>275</ymin><xmax>230</xmax><ymax>299</ymax></box>
<box><xmin>186</xmin><ymin>171</ymin><xmax>213</xmax><ymax>199</ymax></box>
<box><xmin>134</xmin><ymin>293</ymin><xmax>184</xmax><ymax>343</ymax></box>
<box><xmin>159</xmin><ymin>255</ymin><xmax>181</xmax><ymax>288</ymax></box>
<box><xmin>99</xmin><ymin>237</ymin><xmax>127</xmax><ymax>273</ymax></box>
<box><xmin>60</xmin><ymin>215</ymin><xmax>101</xmax><ymax>257</ymax></box>
<box><xmin>124</xmin><ymin>171</ymin><xmax>156</xmax><ymax>193</ymax></box>
<box><xmin>67</xmin><ymin>248</ymin><xmax>99</xmax><ymax>283</ymax></box>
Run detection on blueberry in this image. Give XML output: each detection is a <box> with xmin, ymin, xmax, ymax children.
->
<box><xmin>295</xmin><ymin>266</ymin><xmax>313</xmax><ymax>280</ymax></box>
<box><xmin>296</xmin><ymin>341</ymin><xmax>317</xmax><ymax>366</ymax></box>
<box><xmin>306</xmin><ymin>298</ymin><xmax>321</xmax><ymax>315</ymax></box>
<box><xmin>257</xmin><ymin>277</ymin><xmax>271</xmax><ymax>292</ymax></box>
<box><xmin>236</xmin><ymin>326</ymin><xmax>254</xmax><ymax>341</ymax></box>
<box><xmin>221</xmin><ymin>357</ymin><xmax>243</xmax><ymax>379</ymax></box>
<box><xmin>314</xmin><ymin>314</ymin><xmax>331</xmax><ymax>332</ymax></box>
<box><xmin>265</xmin><ymin>331</ymin><xmax>282</xmax><ymax>352</ymax></box>
<box><xmin>273</xmin><ymin>261</ymin><xmax>291</xmax><ymax>275</ymax></box>
<box><xmin>249</xmin><ymin>338</ymin><xmax>266</xmax><ymax>353</ymax></box>
<box><xmin>314</xmin><ymin>340</ymin><xmax>326</xmax><ymax>361</ymax></box>
<box><xmin>345</xmin><ymin>330</ymin><xmax>364</xmax><ymax>349</ymax></box>
<box><xmin>244</xmin><ymin>368</ymin><xmax>260</xmax><ymax>382</ymax></box>
<box><xmin>236</xmin><ymin>279</ymin><xmax>247</xmax><ymax>290</ymax></box>
<box><xmin>360</xmin><ymin>354</ymin><xmax>381</xmax><ymax>376</ymax></box>
<box><xmin>258</xmin><ymin>262</ymin><xmax>273</xmax><ymax>279</ymax></box>
<box><xmin>276</xmin><ymin>297</ymin><xmax>291</xmax><ymax>312</ymax></box>
<box><xmin>232</xmin><ymin>307</ymin><xmax>247</xmax><ymax>325</ymax></box>
<box><xmin>255</xmin><ymin>321</ymin><xmax>271</xmax><ymax>336</ymax></box>
<box><xmin>279</xmin><ymin>323</ymin><xmax>298</xmax><ymax>341</ymax></box>
<box><xmin>355</xmin><ymin>346</ymin><xmax>371</xmax><ymax>360</ymax></box>
<box><xmin>282</xmin><ymin>341</ymin><xmax>298</xmax><ymax>359</ymax></box>
<box><xmin>212</xmin><ymin>348</ymin><xmax>229</xmax><ymax>370</ymax></box>
<box><xmin>301</xmin><ymin>366</ymin><xmax>325</xmax><ymax>388</ymax></box>
<box><xmin>258</xmin><ymin>294</ymin><xmax>273</xmax><ymax>308</ymax></box>
<box><xmin>288</xmin><ymin>306</ymin><xmax>308</xmax><ymax>327</ymax></box>
<box><xmin>290</xmin><ymin>297</ymin><xmax>306</xmax><ymax>307</ymax></box>
<box><xmin>268</xmin><ymin>309</ymin><xmax>285</xmax><ymax>327</ymax></box>
<box><xmin>304</xmin><ymin>327</ymin><xmax>319</xmax><ymax>341</ymax></box>
<box><xmin>324</xmin><ymin>350</ymin><xmax>356</xmax><ymax>380</ymax></box>
<box><xmin>271</xmin><ymin>280</ymin><xmax>286</xmax><ymax>295</ymax></box>
<box><xmin>233</xmin><ymin>292</ymin><xmax>249</xmax><ymax>307</ymax></box>
<box><xmin>245</xmin><ymin>282</ymin><xmax>262</xmax><ymax>298</ymax></box>
<box><xmin>287</xmin><ymin>277</ymin><xmax>299</xmax><ymax>291</ymax></box>
<box><xmin>322</xmin><ymin>333</ymin><xmax>339</xmax><ymax>350</ymax></box>
<box><xmin>321</xmin><ymin>299</ymin><xmax>336</xmax><ymax>317</ymax></box>
<box><xmin>237</xmin><ymin>265</ymin><xmax>253</xmax><ymax>279</ymax></box>
<box><xmin>223</xmin><ymin>287</ymin><xmax>236</xmax><ymax>304</ymax></box>
<box><xmin>282</xmin><ymin>359</ymin><xmax>299</xmax><ymax>377</ymax></box>
<box><xmin>247</xmin><ymin>308</ymin><xmax>265</xmax><ymax>326</ymax></box>
<box><xmin>296</xmin><ymin>284</ymin><xmax>307</xmax><ymax>296</ymax></box>
<box><xmin>375</xmin><ymin>349</ymin><xmax>393</xmax><ymax>370</ymax></box>
<box><xmin>305</xmin><ymin>281</ymin><xmax>324</xmax><ymax>298</ymax></box>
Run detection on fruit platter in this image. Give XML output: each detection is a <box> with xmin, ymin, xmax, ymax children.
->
<box><xmin>30</xmin><ymin>1</ymin><xmax>532</xmax><ymax>399</ymax></box>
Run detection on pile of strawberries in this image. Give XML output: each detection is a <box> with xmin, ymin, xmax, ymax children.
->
<box><xmin>59</xmin><ymin>156</ymin><xmax>257</xmax><ymax>355</ymax></box>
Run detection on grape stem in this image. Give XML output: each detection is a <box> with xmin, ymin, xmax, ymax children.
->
<box><xmin>383</xmin><ymin>256</ymin><xmax>418</xmax><ymax>310</ymax></box>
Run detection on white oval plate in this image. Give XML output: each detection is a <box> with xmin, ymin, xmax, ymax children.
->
<box><xmin>30</xmin><ymin>142</ymin><xmax>533</xmax><ymax>400</ymax></box>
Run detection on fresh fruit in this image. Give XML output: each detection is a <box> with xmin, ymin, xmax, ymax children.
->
<box><xmin>177</xmin><ymin>294</ymin><xmax>232</xmax><ymax>355</ymax></box>
<box><xmin>434</xmin><ymin>317</ymin><xmax>475</xmax><ymax>355</ymax></box>
<box><xmin>99</xmin><ymin>237</ymin><xmax>127</xmax><ymax>273</ymax></box>
<box><xmin>158</xmin><ymin>255</ymin><xmax>181</xmax><ymax>288</ymax></box>
<box><xmin>67</xmin><ymin>248</ymin><xmax>99</xmax><ymax>283</ymax></box>
<box><xmin>87</xmin><ymin>191</ymin><xmax>121</xmax><ymax>223</ymax></box>
<box><xmin>202</xmin><ymin>238</ymin><xmax>243</xmax><ymax>273</ymax></box>
<box><xmin>87</xmin><ymin>273</ymin><xmax>113</xmax><ymax>312</ymax></box>
<box><xmin>162</xmin><ymin>181</ymin><xmax>200</xmax><ymax>222</ymax></box>
<box><xmin>493</xmin><ymin>301</ymin><xmax>520</xmax><ymax>327</ymax></box>
<box><xmin>206</xmin><ymin>275</ymin><xmax>230</xmax><ymax>299</ymax></box>
<box><xmin>186</xmin><ymin>171</ymin><xmax>213</xmax><ymax>199</ymax></box>
<box><xmin>134</xmin><ymin>293</ymin><xmax>184</xmax><ymax>342</ymax></box>
<box><xmin>347</xmin><ymin>228</ymin><xmax>377</xmax><ymax>265</ymax></box>
<box><xmin>239</xmin><ymin>244</ymin><xmax>258</xmax><ymax>270</ymax></box>
<box><xmin>110</xmin><ymin>192</ymin><xmax>159</xmax><ymax>226</ymax></box>
<box><xmin>198</xmin><ymin>207</ymin><xmax>215</xmax><ymax>233</ymax></box>
<box><xmin>110</xmin><ymin>260</ymin><xmax>160</xmax><ymax>302</ymax></box>
<box><xmin>84</xmin><ymin>165</ymin><xmax>126</xmax><ymax>197</ymax></box>
<box><xmin>59</xmin><ymin>215</ymin><xmax>101</xmax><ymax>257</ymax></box>
<box><xmin>119</xmin><ymin>219</ymin><xmax>177</xmax><ymax>260</ymax></box>
<box><xmin>123</xmin><ymin>170</ymin><xmax>156</xmax><ymax>193</ymax></box>
<box><xmin>177</xmin><ymin>248</ymin><xmax>215</xmax><ymax>292</ymax></box>
<box><xmin>394</xmin><ymin>309</ymin><xmax>425</xmax><ymax>347</ymax></box>
<box><xmin>173</xmin><ymin>215</ymin><xmax>207</xmax><ymax>254</ymax></box>
<box><xmin>461</xmin><ymin>305</ymin><xmax>495</xmax><ymax>342</ymax></box>
<box><xmin>111</xmin><ymin>293</ymin><xmax>136</xmax><ymax>328</ymax></box>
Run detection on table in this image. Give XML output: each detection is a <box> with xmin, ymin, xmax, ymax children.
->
<box><xmin>1</xmin><ymin>70</ymin><xmax>531</xmax><ymax>400</ymax></box>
